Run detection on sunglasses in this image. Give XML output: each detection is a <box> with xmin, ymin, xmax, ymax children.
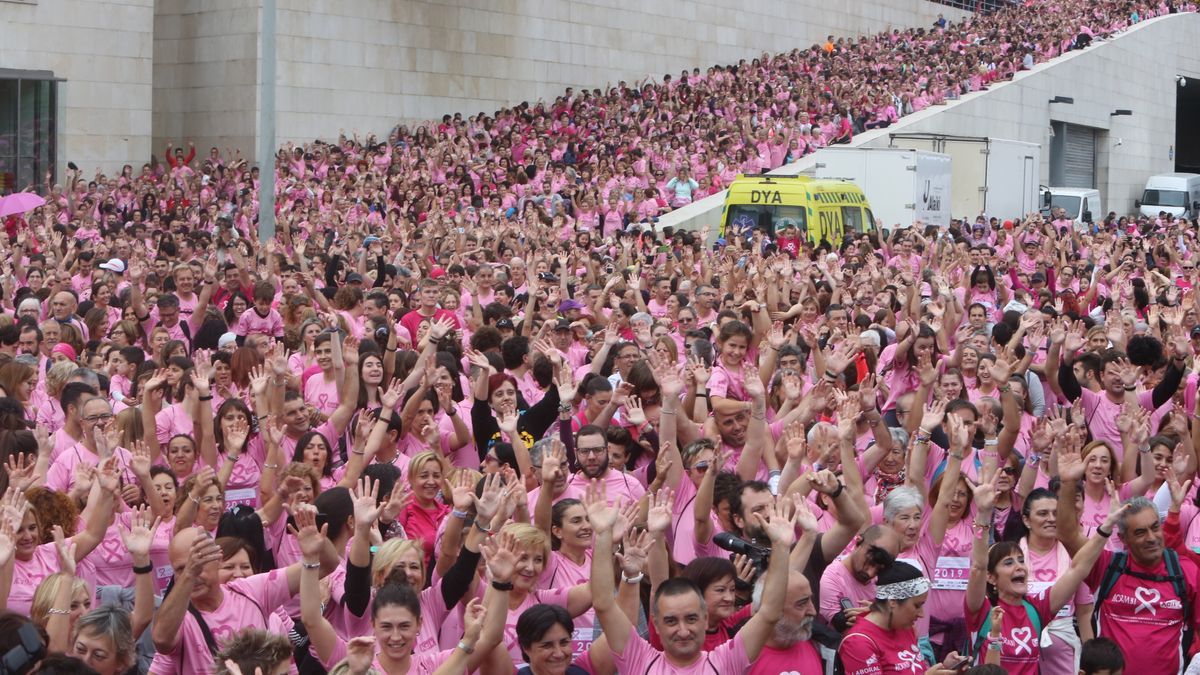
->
<box><xmin>1001</xmin><ymin>466</ymin><xmax>1018</xmax><ymax>476</ymax></box>
<box><xmin>690</xmin><ymin>460</ymin><xmax>712</xmax><ymax>473</ymax></box>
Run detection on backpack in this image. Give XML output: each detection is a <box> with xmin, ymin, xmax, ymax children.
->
<box><xmin>1093</xmin><ymin>549</ymin><xmax>1193</xmax><ymax>653</ymax></box>
<box><xmin>968</xmin><ymin>599</ymin><xmax>1042</xmax><ymax>660</ymax></box>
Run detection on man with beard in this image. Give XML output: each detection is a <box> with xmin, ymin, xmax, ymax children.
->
<box><xmin>748</xmin><ymin>572</ymin><xmax>823</xmax><ymax>674</ymax></box>
<box><xmin>819</xmin><ymin>525</ymin><xmax>901</xmax><ymax>628</ymax></box>
<box><xmin>566</xmin><ymin>424</ymin><xmax>646</xmax><ymax>505</ymax></box>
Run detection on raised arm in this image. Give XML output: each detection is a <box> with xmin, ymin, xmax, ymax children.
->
<box><xmin>730</xmin><ymin>495</ymin><xmax>800</xmax><ymax>661</ymax></box>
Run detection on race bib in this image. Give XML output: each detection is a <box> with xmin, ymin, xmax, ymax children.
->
<box><xmin>1028</xmin><ymin>581</ymin><xmax>1073</xmax><ymax>619</ymax></box>
<box><xmin>931</xmin><ymin>556</ymin><xmax>970</xmax><ymax>590</ymax></box>
<box><xmin>225</xmin><ymin>487</ymin><xmax>258</xmax><ymax>510</ymax></box>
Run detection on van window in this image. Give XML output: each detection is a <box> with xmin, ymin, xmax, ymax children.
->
<box><xmin>725</xmin><ymin>205</ymin><xmax>808</xmax><ymax>238</ymax></box>
<box><xmin>1049</xmin><ymin>195</ymin><xmax>1081</xmax><ymax>218</ymax></box>
<box><xmin>865</xmin><ymin>209</ymin><xmax>875</xmax><ymax>231</ymax></box>
<box><xmin>1142</xmin><ymin>189</ymin><xmax>1188</xmax><ymax>208</ymax></box>
<box><xmin>842</xmin><ymin>206</ymin><xmax>865</xmax><ymax>234</ymax></box>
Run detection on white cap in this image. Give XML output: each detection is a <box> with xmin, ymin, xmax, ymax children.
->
<box><xmin>98</xmin><ymin>258</ymin><xmax>126</xmax><ymax>274</ymax></box>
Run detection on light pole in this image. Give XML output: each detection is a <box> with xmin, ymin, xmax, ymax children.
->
<box><xmin>257</xmin><ymin>0</ymin><xmax>277</xmax><ymax>241</ymax></box>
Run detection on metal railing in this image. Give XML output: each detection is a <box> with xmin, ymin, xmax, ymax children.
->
<box><xmin>927</xmin><ymin>0</ymin><xmax>1018</xmax><ymax>14</ymax></box>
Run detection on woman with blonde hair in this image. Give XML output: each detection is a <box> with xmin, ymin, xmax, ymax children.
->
<box><xmin>396</xmin><ymin>451</ymin><xmax>451</xmax><ymax>565</ymax></box>
<box><xmin>34</xmin><ymin>360</ymin><xmax>76</xmax><ymax>432</ymax></box>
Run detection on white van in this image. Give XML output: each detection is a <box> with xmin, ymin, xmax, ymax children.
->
<box><xmin>1040</xmin><ymin>187</ymin><xmax>1103</xmax><ymax>230</ymax></box>
<box><xmin>1137</xmin><ymin>173</ymin><xmax>1200</xmax><ymax>218</ymax></box>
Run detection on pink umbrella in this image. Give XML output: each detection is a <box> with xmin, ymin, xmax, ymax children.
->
<box><xmin>0</xmin><ymin>193</ymin><xmax>47</xmax><ymax>218</ymax></box>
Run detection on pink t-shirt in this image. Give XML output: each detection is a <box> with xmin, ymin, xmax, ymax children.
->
<box><xmin>304</xmin><ymin>373</ymin><xmax>341</xmax><ymax>414</ymax></box>
<box><xmin>236</xmin><ymin>307</ymin><xmax>284</xmax><ymax>338</ymax></box>
<box><xmin>611</xmin><ymin>623</ymin><xmax>751</xmax><ymax>675</ymax></box>
<box><xmin>965</xmin><ymin>590</ymin><xmax>1052</xmax><ymax>675</ymax></box>
<box><xmin>1082</xmin><ymin>548</ymin><xmax>1198</xmax><ymax>675</ymax></box>
<box><xmin>707</xmin><ymin>362</ymin><xmax>747</xmax><ymax>401</ymax></box>
<box><xmin>1076</xmin><ymin>388</ymin><xmax>1156</xmax><ymax>454</ymax></box>
<box><xmin>748</xmin><ymin>640</ymin><xmax>824</xmax><ymax>675</ymax></box>
<box><xmin>566</xmin><ymin>469</ymin><xmax>646</xmax><ymax>506</ymax></box>
<box><xmin>539</xmin><ymin>550</ymin><xmax>598</xmax><ymax>659</ymax></box>
<box><xmin>152</xmin><ymin>569</ymin><xmax>292</xmax><ymax>674</ymax></box>
<box><xmin>819</xmin><ymin>559</ymin><xmax>876</xmax><ymax>622</ymax></box>
<box><xmin>840</xmin><ymin>617</ymin><xmax>926</xmax><ymax>675</ymax></box>
<box><xmin>669</xmin><ymin>477</ymin><xmax>724</xmax><ymax>566</ymax></box>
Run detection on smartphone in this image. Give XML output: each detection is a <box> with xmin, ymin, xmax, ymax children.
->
<box><xmin>839</xmin><ymin>597</ymin><xmax>854</xmax><ymax>612</ymax></box>
<box><xmin>946</xmin><ymin>656</ymin><xmax>971</xmax><ymax>671</ymax></box>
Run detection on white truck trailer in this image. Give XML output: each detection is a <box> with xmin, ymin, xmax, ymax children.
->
<box><xmin>886</xmin><ymin>133</ymin><xmax>1041</xmax><ymax>223</ymax></box>
<box><xmin>812</xmin><ymin>147</ymin><xmax>952</xmax><ymax>231</ymax></box>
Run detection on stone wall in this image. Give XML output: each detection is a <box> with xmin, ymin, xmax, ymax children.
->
<box><xmin>0</xmin><ymin>0</ymin><xmax>154</xmax><ymax>176</ymax></box>
<box><xmin>148</xmin><ymin>0</ymin><xmax>969</xmax><ymax>160</ymax></box>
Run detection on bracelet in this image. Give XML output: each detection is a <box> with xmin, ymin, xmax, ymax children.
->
<box><xmin>558</xmin><ymin>403</ymin><xmax>573</xmax><ymax>414</ymax></box>
<box><xmin>302</xmin><ymin>561</ymin><xmax>321</xmax><ymax>569</ymax></box>
<box><xmin>190</xmin><ymin>495</ymin><xmax>201</xmax><ymax>506</ymax></box>
<box><xmin>695</xmin><ymin>391</ymin><xmax>709</xmax><ymax>399</ymax></box>
<box><xmin>447</xmin><ymin>406</ymin><xmax>457</xmax><ymax>416</ymax></box>
<box><xmin>984</xmin><ymin>438</ymin><xmax>999</xmax><ymax>447</ymax></box>
<box><xmin>457</xmin><ymin>640</ymin><xmax>475</xmax><ymax>655</ymax></box>
<box><xmin>198</xmin><ymin>394</ymin><xmax>213</xmax><ymax>401</ymax></box>
<box><xmin>1027</xmin><ymin>453</ymin><xmax>1041</xmax><ymax>466</ymax></box>
<box><xmin>987</xmin><ymin>638</ymin><xmax>1004</xmax><ymax>652</ymax></box>
<box><xmin>999</xmin><ymin>384</ymin><xmax>1012</xmax><ymax>394</ymax></box>
<box><xmin>491</xmin><ymin>580</ymin><xmax>514</xmax><ymax>591</ymax></box>
<box><xmin>949</xmin><ymin>452</ymin><xmax>965</xmax><ymax>461</ymax></box>
<box><xmin>475</xmin><ymin>521</ymin><xmax>494</xmax><ymax>535</ymax></box>
<box><xmin>263</xmin><ymin>463</ymin><xmax>279</xmax><ymax>470</ymax></box>
<box><xmin>1139</xmin><ymin>445</ymin><xmax>1151</xmax><ymax>454</ymax></box>
<box><xmin>258</xmin><ymin>414</ymin><xmax>269</xmax><ymax>421</ymax></box>
<box><xmin>829</xmin><ymin>481</ymin><xmax>845</xmax><ymax>500</ymax></box>
<box><xmin>1097</xmin><ymin>525</ymin><xmax>1113</xmax><ymax>538</ymax></box>
<box><xmin>1124</xmin><ymin>386</ymin><xmax>1136</xmax><ymax>392</ymax></box>
<box><xmin>133</xmin><ymin>563</ymin><xmax>153</xmax><ymax>575</ymax></box>
<box><xmin>660</xmin><ymin>409</ymin><xmax>677</xmax><ymax>416</ymax></box>
<box><xmin>621</xmin><ymin>571</ymin><xmax>645</xmax><ymax>584</ymax></box>
<box><xmin>386</xmin><ymin>347</ymin><xmax>397</xmax><ymax>352</ymax></box>
<box><xmin>451</xmin><ymin>509</ymin><xmax>470</xmax><ymax>520</ymax></box>
<box><xmin>350</xmin><ymin>448</ymin><xmax>365</xmax><ymax>456</ymax></box>
<box><xmin>46</xmin><ymin>608</ymin><xmax>71</xmax><ymax>615</ymax></box>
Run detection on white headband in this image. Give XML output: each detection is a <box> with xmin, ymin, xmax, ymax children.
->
<box><xmin>876</xmin><ymin>576</ymin><xmax>931</xmax><ymax>601</ymax></box>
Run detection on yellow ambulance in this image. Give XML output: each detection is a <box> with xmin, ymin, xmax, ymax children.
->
<box><xmin>720</xmin><ymin>174</ymin><xmax>874</xmax><ymax>247</ymax></box>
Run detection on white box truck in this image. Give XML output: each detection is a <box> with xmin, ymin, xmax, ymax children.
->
<box><xmin>812</xmin><ymin>147</ymin><xmax>951</xmax><ymax>230</ymax></box>
<box><xmin>886</xmin><ymin>134</ymin><xmax>1041</xmax><ymax>222</ymax></box>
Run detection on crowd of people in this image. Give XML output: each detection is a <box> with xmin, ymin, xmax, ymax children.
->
<box><xmin>1</xmin><ymin>0</ymin><xmax>1200</xmax><ymax>674</ymax></box>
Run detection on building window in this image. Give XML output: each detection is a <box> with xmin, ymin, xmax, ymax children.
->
<box><xmin>0</xmin><ymin>72</ymin><xmax>57</xmax><ymax>195</ymax></box>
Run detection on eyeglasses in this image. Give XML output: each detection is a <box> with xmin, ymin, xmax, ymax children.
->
<box><xmin>577</xmin><ymin>446</ymin><xmax>607</xmax><ymax>456</ymax></box>
<box><xmin>84</xmin><ymin>413</ymin><xmax>114</xmax><ymax>423</ymax></box>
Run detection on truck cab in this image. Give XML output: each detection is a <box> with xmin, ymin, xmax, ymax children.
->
<box><xmin>721</xmin><ymin>174</ymin><xmax>875</xmax><ymax>248</ymax></box>
<box><xmin>1136</xmin><ymin>173</ymin><xmax>1200</xmax><ymax>219</ymax></box>
<box><xmin>1039</xmin><ymin>187</ymin><xmax>1103</xmax><ymax>230</ymax></box>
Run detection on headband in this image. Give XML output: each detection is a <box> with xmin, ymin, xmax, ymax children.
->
<box><xmin>876</xmin><ymin>576</ymin><xmax>930</xmax><ymax>601</ymax></box>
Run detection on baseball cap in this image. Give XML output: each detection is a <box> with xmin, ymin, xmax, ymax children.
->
<box><xmin>553</xmin><ymin>318</ymin><xmax>572</xmax><ymax>331</ymax></box>
<box><xmin>345</xmin><ymin>272</ymin><xmax>364</xmax><ymax>284</ymax></box>
<box><xmin>559</xmin><ymin>299</ymin><xmax>584</xmax><ymax>312</ymax></box>
<box><xmin>99</xmin><ymin>258</ymin><xmax>126</xmax><ymax>274</ymax></box>
<box><xmin>1190</xmin><ymin>325</ymin><xmax>1200</xmax><ymax>339</ymax></box>
<box><xmin>496</xmin><ymin>318</ymin><xmax>515</xmax><ymax>330</ymax></box>
<box><xmin>363</xmin><ymin>235</ymin><xmax>381</xmax><ymax>245</ymax></box>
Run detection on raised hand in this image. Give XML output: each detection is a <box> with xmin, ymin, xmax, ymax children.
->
<box><xmin>481</xmin><ymin>529</ymin><xmax>520</xmax><ymax>584</ymax></box>
<box><xmin>379</xmin><ymin>479</ymin><xmax>412</xmax><ymax>524</ymax></box>
<box><xmin>791</xmin><ymin>492</ymin><xmax>820</xmax><ymax>533</ymax></box>
<box><xmin>352</xmin><ymin>477</ymin><xmax>382</xmax><ymax>530</ymax></box>
<box><xmin>754</xmin><ymin>496</ymin><xmax>797</xmax><ymax>547</ymax></box>
<box><xmin>0</xmin><ymin>509</ymin><xmax>17</xmax><ymax>568</ymax></box>
<box><xmin>921</xmin><ymin>398</ymin><xmax>948</xmax><ymax>431</ymax></box>
<box><xmin>617</xmin><ymin>529</ymin><xmax>653</xmax><ymax>577</ymax></box>
<box><xmin>52</xmin><ymin>525</ymin><xmax>77</xmax><ymax>576</ymax></box>
<box><xmin>625</xmin><ymin>396</ymin><xmax>647</xmax><ymax>427</ymax></box>
<box><xmin>290</xmin><ymin>503</ymin><xmax>329</xmax><ymax>559</ymax></box>
<box><xmin>120</xmin><ymin>505</ymin><xmax>161</xmax><ymax>562</ymax></box>
<box><xmin>473</xmin><ymin>473</ymin><xmax>506</xmax><ymax>525</ymax></box>
<box><xmin>972</xmin><ymin>464</ymin><xmax>999</xmax><ymax>512</ymax></box>
<box><xmin>612</xmin><ymin>498</ymin><xmax>641</xmax><ymax>545</ymax></box>
<box><xmin>646</xmin><ymin>487</ymin><xmax>673</xmax><ymax>535</ymax></box>
<box><xmin>4</xmin><ymin>454</ymin><xmax>37</xmax><ymax>493</ymax></box>
<box><xmin>582</xmin><ymin>479</ymin><xmax>618</xmax><ymax>531</ymax></box>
